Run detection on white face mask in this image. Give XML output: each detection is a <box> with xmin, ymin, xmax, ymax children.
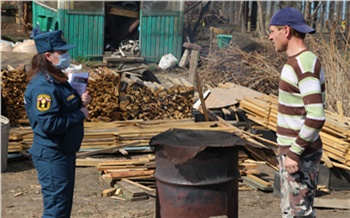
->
<box><xmin>53</xmin><ymin>52</ymin><xmax>71</xmax><ymax>70</ymax></box>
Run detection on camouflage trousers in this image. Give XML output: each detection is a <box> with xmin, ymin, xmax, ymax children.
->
<box><xmin>278</xmin><ymin>149</ymin><xmax>322</xmax><ymax>218</ymax></box>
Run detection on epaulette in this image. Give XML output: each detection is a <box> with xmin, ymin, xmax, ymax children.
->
<box><xmin>44</xmin><ymin>72</ymin><xmax>54</xmax><ymax>83</ymax></box>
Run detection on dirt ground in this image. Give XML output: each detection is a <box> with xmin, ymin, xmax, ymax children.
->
<box><xmin>2</xmin><ymin>22</ymin><xmax>350</xmax><ymax>218</ymax></box>
<box><xmin>2</xmin><ymin>157</ymin><xmax>350</xmax><ymax>218</ymax></box>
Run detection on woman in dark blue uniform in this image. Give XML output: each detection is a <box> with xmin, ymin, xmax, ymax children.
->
<box><xmin>24</xmin><ymin>30</ymin><xmax>91</xmax><ymax>218</ymax></box>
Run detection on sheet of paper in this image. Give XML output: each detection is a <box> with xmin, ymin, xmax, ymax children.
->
<box><xmin>68</xmin><ymin>72</ymin><xmax>89</xmax><ymax>96</ymax></box>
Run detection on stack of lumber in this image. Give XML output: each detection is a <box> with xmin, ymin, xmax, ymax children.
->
<box><xmin>238</xmin><ymin>159</ymin><xmax>260</xmax><ymax>176</ymax></box>
<box><xmin>9</xmin><ymin>117</ymin><xmax>278</xmax><ymax>195</ymax></box>
<box><xmin>102</xmin><ymin>178</ymin><xmax>156</xmax><ymax>202</ymax></box>
<box><xmin>0</xmin><ymin>65</ymin><xmax>28</xmax><ymax>124</ymax></box>
<box><xmin>8</xmin><ymin>119</ymin><xmax>241</xmax><ymax>153</ymax></box>
<box><xmin>97</xmin><ymin>151</ymin><xmax>254</xmax><ymax>182</ymax></box>
<box><xmin>239</xmin><ymin>160</ymin><xmax>274</xmax><ymax>192</ymax></box>
<box><xmin>98</xmin><ymin>154</ymin><xmax>155</xmax><ymax>182</ymax></box>
<box><xmin>239</xmin><ymin>95</ymin><xmax>350</xmax><ymax>169</ymax></box>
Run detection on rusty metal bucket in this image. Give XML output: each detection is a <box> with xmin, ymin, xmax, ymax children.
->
<box><xmin>150</xmin><ymin>128</ymin><xmax>246</xmax><ymax>218</ymax></box>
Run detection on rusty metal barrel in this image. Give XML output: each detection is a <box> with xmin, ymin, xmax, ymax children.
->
<box><xmin>150</xmin><ymin>128</ymin><xmax>246</xmax><ymax>218</ymax></box>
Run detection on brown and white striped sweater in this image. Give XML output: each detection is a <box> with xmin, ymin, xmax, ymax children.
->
<box><xmin>277</xmin><ymin>50</ymin><xmax>326</xmax><ymax>162</ymax></box>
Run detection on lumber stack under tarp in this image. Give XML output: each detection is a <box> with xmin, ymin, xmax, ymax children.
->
<box><xmin>239</xmin><ymin>95</ymin><xmax>350</xmax><ymax>169</ymax></box>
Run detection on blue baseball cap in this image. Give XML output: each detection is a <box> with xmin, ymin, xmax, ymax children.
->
<box><xmin>270</xmin><ymin>7</ymin><xmax>316</xmax><ymax>34</ymax></box>
<box><xmin>34</xmin><ymin>30</ymin><xmax>76</xmax><ymax>54</ymax></box>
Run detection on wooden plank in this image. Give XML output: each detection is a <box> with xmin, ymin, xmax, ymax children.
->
<box><xmin>104</xmin><ymin>56</ymin><xmax>145</xmax><ymax>63</ymax></box>
<box><xmin>178</xmin><ymin>49</ymin><xmax>190</xmax><ymax>68</ymax></box>
<box><xmin>242</xmin><ymin>175</ymin><xmax>273</xmax><ymax>191</ymax></box>
<box><xmin>109</xmin><ymin>7</ymin><xmax>139</xmax><ymax>18</ymax></box>
<box><xmin>321</xmin><ymin>152</ymin><xmax>334</xmax><ymax>168</ymax></box>
<box><xmin>109</xmin><ymin>170</ymin><xmax>155</xmax><ymax>179</ymax></box>
<box><xmin>121</xmin><ymin>178</ymin><xmax>155</xmax><ymax>192</ymax></box>
<box><xmin>111</xmin><ymin>196</ymin><xmax>126</xmax><ymax>201</ymax></box>
<box><xmin>76</xmin><ymin>158</ymin><xmax>104</xmax><ymax>167</ymax></box>
<box><xmin>246</xmin><ymin>174</ymin><xmax>271</xmax><ymax>187</ymax></box>
<box><xmin>182</xmin><ymin>42</ymin><xmax>203</xmax><ymax>51</ymax></box>
<box><xmin>188</xmin><ymin>49</ymin><xmax>199</xmax><ymax>85</ymax></box>
<box><xmin>116</xmin><ymin>180</ymin><xmax>146</xmax><ymax>197</ymax></box>
<box><xmin>314</xmin><ymin>198</ymin><xmax>350</xmax><ymax>209</ymax></box>
<box><xmin>104</xmin><ymin>167</ymin><xmax>149</xmax><ymax>173</ymax></box>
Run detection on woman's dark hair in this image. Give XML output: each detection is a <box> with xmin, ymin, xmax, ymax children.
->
<box><xmin>26</xmin><ymin>53</ymin><xmax>68</xmax><ymax>83</ymax></box>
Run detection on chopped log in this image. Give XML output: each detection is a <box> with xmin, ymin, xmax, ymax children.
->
<box><xmin>117</xmin><ymin>75</ymin><xmax>194</xmax><ymax>120</ymax></box>
<box><xmin>102</xmin><ymin>188</ymin><xmax>117</xmax><ymax>197</ymax></box>
<box><xmin>182</xmin><ymin>42</ymin><xmax>203</xmax><ymax>51</ymax></box>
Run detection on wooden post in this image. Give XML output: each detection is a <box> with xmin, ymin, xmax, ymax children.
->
<box><xmin>188</xmin><ymin>49</ymin><xmax>199</xmax><ymax>85</ymax></box>
<box><xmin>195</xmin><ymin>72</ymin><xmax>209</xmax><ymax>121</ymax></box>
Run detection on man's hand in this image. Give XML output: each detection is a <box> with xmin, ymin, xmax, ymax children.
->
<box><xmin>284</xmin><ymin>156</ymin><xmax>300</xmax><ymax>174</ymax></box>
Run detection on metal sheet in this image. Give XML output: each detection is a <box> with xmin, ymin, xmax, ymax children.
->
<box><xmin>140</xmin><ymin>12</ymin><xmax>183</xmax><ymax>63</ymax></box>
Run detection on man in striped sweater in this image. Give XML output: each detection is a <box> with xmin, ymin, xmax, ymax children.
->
<box><xmin>269</xmin><ymin>7</ymin><xmax>326</xmax><ymax>218</ymax></box>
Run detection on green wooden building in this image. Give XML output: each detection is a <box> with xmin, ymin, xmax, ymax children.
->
<box><xmin>32</xmin><ymin>0</ymin><xmax>184</xmax><ymax>63</ymax></box>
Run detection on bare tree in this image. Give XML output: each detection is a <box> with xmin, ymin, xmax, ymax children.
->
<box><xmin>257</xmin><ymin>0</ymin><xmax>266</xmax><ymax>37</ymax></box>
<box><xmin>229</xmin><ymin>1</ymin><xmax>235</xmax><ymax>25</ymax></box>
<box><xmin>184</xmin><ymin>1</ymin><xmax>211</xmax><ymax>42</ymax></box>
<box><xmin>18</xmin><ymin>1</ymin><xmax>23</xmax><ymax>26</ymax></box>
<box><xmin>304</xmin><ymin>1</ymin><xmax>311</xmax><ymax>23</ymax></box>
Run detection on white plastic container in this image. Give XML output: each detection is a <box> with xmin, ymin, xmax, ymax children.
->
<box><xmin>1</xmin><ymin>115</ymin><xmax>10</xmax><ymax>173</ymax></box>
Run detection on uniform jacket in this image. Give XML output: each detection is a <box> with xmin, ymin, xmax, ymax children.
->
<box><xmin>24</xmin><ymin>72</ymin><xmax>85</xmax><ymax>154</ymax></box>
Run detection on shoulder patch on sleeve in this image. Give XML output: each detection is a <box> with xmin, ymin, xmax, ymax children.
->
<box><xmin>67</xmin><ymin>94</ymin><xmax>75</xmax><ymax>101</ymax></box>
<box><xmin>37</xmin><ymin>94</ymin><xmax>52</xmax><ymax>112</ymax></box>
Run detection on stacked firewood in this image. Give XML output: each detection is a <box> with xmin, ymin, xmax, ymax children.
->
<box><xmin>87</xmin><ymin>67</ymin><xmax>121</xmax><ymax>122</ymax></box>
<box><xmin>1</xmin><ymin>66</ymin><xmax>194</xmax><ymax>125</ymax></box>
<box><xmin>118</xmin><ymin>74</ymin><xmax>194</xmax><ymax>121</ymax></box>
<box><xmin>1</xmin><ymin>65</ymin><xmax>28</xmax><ymax>124</ymax></box>
<box><xmin>86</xmin><ymin>67</ymin><xmax>194</xmax><ymax>121</ymax></box>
